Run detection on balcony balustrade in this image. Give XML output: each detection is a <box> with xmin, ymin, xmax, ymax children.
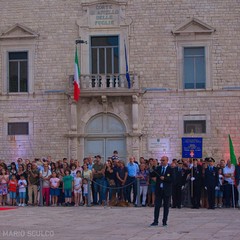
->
<box><xmin>68</xmin><ymin>73</ymin><xmax>139</xmax><ymax>96</ymax></box>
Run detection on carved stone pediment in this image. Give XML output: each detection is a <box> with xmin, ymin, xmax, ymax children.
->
<box><xmin>0</xmin><ymin>23</ymin><xmax>39</xmax><ymax>40</ymax></box>
<box><xmin>172</xmin><ymin>18</ymin><xmax>215</xmax><ymax>35</ymax></box>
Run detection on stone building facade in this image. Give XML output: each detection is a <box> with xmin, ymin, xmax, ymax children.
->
<box><xmin>0</xmin><ymin>0</ymin><xmax>239</xmax><ymax>163</ymax></box>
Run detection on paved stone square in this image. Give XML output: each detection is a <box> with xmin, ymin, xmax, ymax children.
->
<box><xmin>0</xmin><ymin>206</ymin><xmax>239</xmax><ymax>240</ymax></box>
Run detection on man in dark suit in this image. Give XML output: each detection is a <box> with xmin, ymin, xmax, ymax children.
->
<box><xmin>172</xmin><ymin>160</ymin><xmax>186</xmax><ymax>209</ymax></box>
<box><xmin>204</xmin><ymin>157</ymin><xmax>218</xmax><ymax>209</ymax></box>
<box><xmin>190</xmin><ymin>158</ymin><xmax>203</xmax><ymax>209</ymax></box>
<box><xmin>235</xmin><ymin>157</ymin><xmax>240</xmax><ymax>207</ymax></box>
<box><xmin>150</xmin><ymin>156</ymin><xmax>173</xmax><ymax>227</ymax></box>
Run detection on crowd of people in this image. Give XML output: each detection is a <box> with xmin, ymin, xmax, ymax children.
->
<box><xmin>0</xmin><ymin>151</ymin><xmax>240</xmax><ymax>210</ymax></box>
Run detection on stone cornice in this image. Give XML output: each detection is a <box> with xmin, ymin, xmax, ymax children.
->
<box><xmin>81</xmin><ymin>0</ymin><xmax>128</xmax><ymax>7</ymax></box>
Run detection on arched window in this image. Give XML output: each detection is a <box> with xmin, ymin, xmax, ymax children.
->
<box><xmin>84</xmin><ymin>113</ymin><xmax>126</xmax><ymax>162</ymax></box>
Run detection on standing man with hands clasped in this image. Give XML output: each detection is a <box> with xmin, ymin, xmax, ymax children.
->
<box><xmin>150</xmin><ymin>156</ymin><xmax>173</xmax><ymax>227</ymax></box>
<box><xmin>204</xmin><ymin>158</ymin><xmax>218</xmax><ymax>209</ymax></box>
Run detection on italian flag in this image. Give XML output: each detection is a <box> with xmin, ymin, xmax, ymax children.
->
<box><xmin>74</xmin><ymin>47</ymin><xmax>80</xmax><ymax>101</ymax></box>
<box><xmin>229</xmin><ymin>134</ymin><xmax>237</xmax><ymax>166</ymax></box>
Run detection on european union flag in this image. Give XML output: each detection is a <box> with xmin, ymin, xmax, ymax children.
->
<box><xmin>124</xmin><ymin>41</ymin><xmax>131</xmax><ymax>89</ymax></box>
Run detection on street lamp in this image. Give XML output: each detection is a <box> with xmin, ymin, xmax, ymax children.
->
<box><xmin>75</xmin><ymin>39</ymin><xmax>87</xmax><ymax>45</ymax></box>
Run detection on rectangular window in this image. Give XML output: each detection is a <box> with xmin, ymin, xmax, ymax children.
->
<box><xmin>91</xmin><ymin>36</ymin><xmax>119</xmax><ymax>74</ymax></box>
<box><xmin>8</xmin><ymin>51</ymin><xmax>28</xmax><ymax>92</ymax></box>
<box><xmin>183</xmin><ymin>47</ymin><xmax>205</xmax><ymax>89</ymax></box>
<box><xmin>90</xmin><ymin>36</ymin><xmax>119</xmax><ymax>88</ymax></box>
<box><xmin>184</xmin><ymin>120</ymin><xmax>206</xmax><ymax>134</ymax></box>
<box><xmin>8</xmin><ymin>122</ymin><xmax>29</xmax><ymax>135</ymax></box>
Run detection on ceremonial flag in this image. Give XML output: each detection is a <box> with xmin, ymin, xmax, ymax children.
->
<box><xmin>124</xmin><ymin>41</ymin><xmax>131</xmax><ymax>89</ymax></box>
<box><xmin>74</xmin><ymin>47</ymin><xmax>80</xmax><ymax>101</ymax></box>
<box><xmin>229</xmin><ymin>134</ymin><xmax>237</xmax><ymax>166</ymax></box>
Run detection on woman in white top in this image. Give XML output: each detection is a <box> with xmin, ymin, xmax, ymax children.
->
<box><xmin>74</xmin><ymin>171</ymin><xmax>82</xmax><ymax>206</ymax></box>
<box><xmin>40</xmin><ymin>163</ymin><xmax>52</xmax><ymax>206</ymax></box>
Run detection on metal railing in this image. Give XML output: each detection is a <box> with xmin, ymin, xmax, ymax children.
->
<box><xmin>38</xmin><ymin>177</ymin><xmax>143</xmax><ymax>207</ymax></box>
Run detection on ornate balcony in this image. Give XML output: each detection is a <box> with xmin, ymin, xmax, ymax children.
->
<box><xmin>68</xmin><ymin>73</ymin><xmax>139</xmax><ymax>97</ymax></box>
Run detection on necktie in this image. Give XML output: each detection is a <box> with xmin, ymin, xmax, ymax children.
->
<box><xmin>160</xmin><ymin>167</ymin><xmax>165</xmax><ymax>188</ymax></box>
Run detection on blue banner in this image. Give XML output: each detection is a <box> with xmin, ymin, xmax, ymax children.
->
<box><xmin>182</xmin><ymin>137</ymin><xmax>203</xmax><ymax>158</ymax></box>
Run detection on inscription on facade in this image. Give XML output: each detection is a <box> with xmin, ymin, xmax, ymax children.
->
<box><xmin>148</xmin><ymin>138</ymin><xmax>170</xmax><ymax>154</ymax></box>
<box><xmin>89</xmin><ymin>4</ymin><xmax>120</xmax><ymax>27</ymax></box>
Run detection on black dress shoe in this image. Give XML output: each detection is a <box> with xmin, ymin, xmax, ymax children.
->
<box><xmin>150</xmin><ymin>222</ymin><xmax>158</xmax><ymax>227</ymax></box>
<box><xmin>162</xmin><ymin>223</ymin><xmax>168</xmax><ymax>227</ymax></box>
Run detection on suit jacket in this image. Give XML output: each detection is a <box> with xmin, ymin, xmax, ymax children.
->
<box><xmin>154</xmin><ymin>165</ymin><xmax>173</xmax><ymax>197</ymax></box>
<box><xmin>173</xmin><ymin>167</ymin><xmax>187</xmax><ymax>187</ymax></box>
<box><xmin>190</xmin><ymin>165</ymin><xmax>203</xmax><ymax>187</ymax></box>
<box><xmin>204</xmin><ymin>166</ymin><xmax>218</xmax><ymax>188</ymax></box>
<box><xmin>235</xmin><ymin>165</ymin><xmax>240</xmax><ymax>186</ymax></box>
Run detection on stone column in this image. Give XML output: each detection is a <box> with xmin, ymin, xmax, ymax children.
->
<box><xmin>131</xmin><ymin>95</ymin><xmax>140</xmax><ymax>160</ymax></box>
<box><xmin>132</xmin><ymin>95</ymin><xmax>139</xmax><ymax>132</ymax></box>
<box><xmin>131</xmin><ymin>135</ymin><xmax>140</xmax><ymax>161</ymax></box>
<box><xmin>69</xmin><ymin>101</ymin><xmax>78</xmax><ymax>160</ymax></box>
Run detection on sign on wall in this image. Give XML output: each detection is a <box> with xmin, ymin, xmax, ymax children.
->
<box><xmin>148</xmin><ymin>138</ymin><xmax>170</xmax><ymax>154</ymax></box>
<box><xmin>88</xmin><ymin>4</ymin><xmax>120</xmax><ymax>27</ymax></box>
<box><xmin>182</xmin><ymin>137</ymin><xmax>203</xmax><ymax>158</ymax></box>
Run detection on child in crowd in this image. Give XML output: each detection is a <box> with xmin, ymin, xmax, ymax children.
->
<box><xmin>135</xmin><ymin>163</ymin><xmax>149</xmax><ymax>207</ymax></box>
<box><xmin>8</xmin><ymin>174</ymin><xmax>18</xmax><ymax>206</ymax></box>
<box><xmin>62</xmin><ymin>170</ymin><xmax>74</xmax><ymax>206</ymax></box>
<box><xmin>0</xmin><ymin>168</ymin><xmax>9</xmax><ymax>206</ymax></box>
<box><xmin>74</xmin><ymin>170</ymin><xmax>82</xmax><ymax>206</ymax></box>
<box><xmin>50</xmin><ymin>171</ymin><xmax>60</xmax><ymax>206</ymax></box>
<box><xmin>57</xmin><ymin>168</ymin><xmax>65</xmax><ymax>205</ymax></box>
<box><xmin>215</xmin><ymin>168</ymin><xmax>224</xmax><ymax>208</ymax></box>
<box><xmin>18</xmin><ymin>174</ymin><xmax>27</xmax><ymax>206</ymax></box>
<box><xmin>70</xmin><ymin>164</ymin><xmax>77</xmax><ymax>178</ymax></box>
<box><xmin>82</xmin><ymin>178</ymin><xmax>88</xmax><ymax>206</ymax></box>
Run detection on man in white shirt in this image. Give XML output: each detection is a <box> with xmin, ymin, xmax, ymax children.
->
<box><xmin>223</xmin><ymin>160</ymin><xmax>235</xmax><ymax>207</ymax></box>
<box><xmin>126</xmin><ymin>156</ymin><xmax>139</xmax><ymax>204</ymax></box>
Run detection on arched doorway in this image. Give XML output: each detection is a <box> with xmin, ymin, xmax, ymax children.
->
<box><xmin>84</xmin><ymin>113</ymin><xmax>126</xmax><ymax>162</ymax></box>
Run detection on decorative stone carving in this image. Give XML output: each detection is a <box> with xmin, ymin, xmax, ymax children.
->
<box><xmin>0</xmin><ymin>23</ymin><xmax>39</xmax><ymax>40</ymax></box>
<box><xmin>101</xmin><ymin>95</ymin><xmax>108</xmax><ymax>113</ymax></box>
<box><xmin>77</xmin><ymin>0</ymin><xmax>132</xmax><ymax>30</ymax></box>
<box><xmin>172</xmin><ymin>18</ymin><xmax>215</xmax><ymax>35</ymax></box>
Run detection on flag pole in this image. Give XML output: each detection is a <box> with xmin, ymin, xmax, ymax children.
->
<box><xmin>191</xmin><ymin>165</ymin><xmax>193</xmax><ymax>198</ymax></box>
<box><xmin>228</xmin><ymin>135</ymin><xmax>237</xmax><ymax>208</ymax></box>
<box><xmin>124</xmin><ymin>40</ymin><xmax>131</xmax><ymax>89</ymax></box>
<box><xmin>74</xmin><ymin>39</ymin><xmax>87</xmax><ymax>101</ymax></box>
<box><xmin>75</xmin><ymin>39</ymin><xmax>87</xmax><ymax>70</ymax></box>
